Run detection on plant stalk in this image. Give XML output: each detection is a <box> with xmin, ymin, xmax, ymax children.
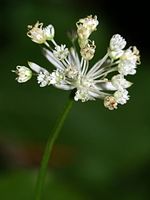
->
<box><xmin>35</xmin><ymin>98</ymin><xmax>74</xmax><ymax>200</ymax></box>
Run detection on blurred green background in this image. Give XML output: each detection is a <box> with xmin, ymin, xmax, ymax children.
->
<box><xmin>0</xmin><ymin>0</ymin><xmax>150</xmax><ymax>199</ymax></box>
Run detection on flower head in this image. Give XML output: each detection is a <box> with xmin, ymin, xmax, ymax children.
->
<box><xmin>12</xmin><ymin>66</ymin><xmax>32</xmax><ymax>83</ymax></box>
<box><xmin>76</xmin><ymin>15</ymin><xmax>99</xmax><ymax>37</ymax></box>
<box><xmin>27</xmin><ymin>21</ymin><xmax>54</xmax><ymax>44</ymax></box>
<box><xmin>108</xmin><ymin>34</ymin><xmax>127</xmax><ymax>60</ymax></box>
<box><xmin>114</xmin><ymin>89</ymin><xmax>129</xmax><ymax>105</ymax></box>
<box><xmin>117</xmin><ymin>46</ymin><xmax>140</xmax><ymax>75</ymax></box>
<box><xmin>118</xmin><ymin>59</ymin><xmax>137</xmax><ymax>75</ymax></box>
<box><xmin>80</xmin><ymin>41</ymin><xmax>96</xmax><ymax>60</ymax></box>
<box><xmin>13</xmin><ymin>15</ymin><xmax>140</xmax><ymax>110</ymax></box>
<box><xmin>104</xmin><ymin>96</ymin><xmax>118</xmax><ymax>110</ymax></box>
<box><xmin>110</xmin><ymin>34</ymin><xmax>126</xmax><ymax>51</ymax></box>
<box><xmin>37</xmin><ymin>71</ymin><xmax>51</xmax><ymax>87</ymax></box>
<box><xmin>53</xmin><ymin>45</ymin><xmax>69</xmax><ymax>60</ymax></box>
<box><xmin>120</xmin><ymin>46</ymin><xmax>140</xmax><ymax>64</ymax></box>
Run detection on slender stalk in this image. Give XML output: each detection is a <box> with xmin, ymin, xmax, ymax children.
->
<box><xmin>35</xmin><ymin>98</ymin><xmax>74</xmax><ymax>200</ymax></box>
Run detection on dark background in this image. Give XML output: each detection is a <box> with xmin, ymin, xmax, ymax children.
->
<box><xmin>0</xmin><ymin>0</ymin><xmax>150</xmax><ymax>200</ymax></box>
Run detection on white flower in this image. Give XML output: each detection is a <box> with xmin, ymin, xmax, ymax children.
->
<box><xmin>76</xmin><ymin>15</ymin><xmax>99</xmax><ymax>40</ymax></box>
<box><xmin>80</xmin><ymin>41</ymin><xmax>96</xmax><ymax>60</ymax></box>
<box><xmin>44</xmin><ymin>47</ymin><xmax>112</xmax><ymax>101</ymax></box>
<box><xmin>108</xmin><ymin>34</ymin><xmax>127</xmax><ymax>60</ymax></box>
<box><xmin>13</xmin><ymin>15</ymin><xmax>140</xmax><ymax>110</ymax></box>
<box><xmin>111</xmin><ymin>74</ymin><xmax>132</xmax><ymax>90</ymax></box>
<box><xmin>77</xmin><ymin>15</ymin><xmax>99</xmax><ymax>33</ymax></box>
<box><xmin>110</xmin><ymin>34</ymin><xmax>126</xmax><ymax>51</ymax></box>
<box><xmin>104</xmin><ymin>96</ymin><xmax>118</xmax><ymax>110</ymax></box>
<box><xmin>121</xmin><ymin>46</ymin><xmax>140</xmax><ymax>64</ymax></box>
<box><xmin>27</xmin><ymin>21</ymin><xmax>54</xmax><ymax>44</ymax></box>
<box><xmin>118</xmin><ymin>59</ymin><xmax>137</xmax><ymax>75</ymax></box>
<box><xmin>53</xmin><ymin>45</ymin><xmax>69</xmax><ymax>60</ymax></box>
<box><xmin>12</xmin><ymin>66</ymin><xmax>32</xmax><ymax>83</ymax></box>
<box><xmin>77</xmin><ymin>27</ymin><xmax>91</xmax><ymax>41</ymax></box>
<box><xmin>74</xmin><ymin>89</ymin><xmax>91</xmax><ymax>102</ymax></box>
<box><xmin>65</xmin><ymin>65</ymin><xmax>78</xmax><ymax>79</ymax></box>
<box><xmin>44</xmin><ymin>46</ymin><xmax>133</xmax><ymax>105</ymax></box>
<box><xmin>114</xmin><ymin>89</ymin><xmax>129</xmax><ymax>105</ymax></box>
<box><xmin>37</xmin><ymin>71</ymin><xmax>51</xmax><ymax>87</ymax></box>
<box><xmin>50</xmin><ymin>70</ymin><xmax>65</xmax><ymax>85</ymax></box>
<box><xmin>118</xmin><ymin>46</ymin><xmax>140</xmax><ymax>75</ymax></box>
<box><xmin>27</xmin><ymin>21</ymin><xmax>46</xmax><ymax>44</ymax></box>
<box><xmin>28</xmin><ymin>61</ymin><xmax>51</xmax><ymax>87</ymax></box>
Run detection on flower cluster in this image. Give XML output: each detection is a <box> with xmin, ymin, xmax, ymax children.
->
<box><xmin>12</xmin><ymin>15</ymin><xmax>140</xmax><ymax>110</ymax></box>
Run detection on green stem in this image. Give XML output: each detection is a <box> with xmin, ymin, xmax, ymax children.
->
<box><xmin>35</xmin><ymin>98</ymin><xmax>74</xmax><ymax>200</ymax></box>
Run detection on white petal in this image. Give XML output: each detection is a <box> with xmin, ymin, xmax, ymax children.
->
<box><xmin>69</xmin><ymin>48</ymin><xmax>81</xmax><ymax>70</ymax></box>
<box><xmin>54</xmin><ymin>84</ymin><xmax>75</xmax><ymax>90</ymax></box>
<box><xmin>28</xmin><ymin>61</ymin><xmax>49</xmax><ymax>74</ymax></box>
<box><xmin>43</xmin><ymin>48</ymin><xmax>65</xmax><ymax>70</ymax></box>
<box><xmin>111</xmin><ymin>74</ymin><xmax>133</xmax><ymax>89</ymax></box>
<box><xmin>98</xmin><ymin>82</ymin><xmax>117</xmax><ymax>91</ymax></box>
<box><xmin>87</xmin><ymin>53</ymin><xmax>108</xmax><ymax>77</ymax></box>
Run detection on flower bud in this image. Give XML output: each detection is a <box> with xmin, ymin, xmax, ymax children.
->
<box><xmin>43</xmin><ymin>24</ymin><xmax>55</xmax><ymax>41</ymax></box>
<box><xmin>110</xmin><ymin>34</ymin><xmax>126</xmax><ymax>51</ymax></box>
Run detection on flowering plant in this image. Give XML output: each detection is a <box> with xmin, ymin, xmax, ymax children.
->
<box><xmin>12</xmin><ymin>15</ymin><xmax>140</xmax><ymax>200</ymax></box>
<box><xmin>13</xmin><ymin>15</ymin><xmax>140</xmax><ymax>110</ymax></box>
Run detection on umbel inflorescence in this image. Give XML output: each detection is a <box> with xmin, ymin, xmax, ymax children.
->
<box><xmin>12</xmin><ymin>15</ymin><xmax>140</xmax><ymax>110</ymax></box>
